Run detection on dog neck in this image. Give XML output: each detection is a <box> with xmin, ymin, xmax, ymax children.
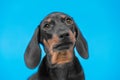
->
<box><xmin>47</xmin><ymin>58</ymin><xmax>75</xmax><ymax>80</ymax></box>
<box><xmin>39</xmin><ymin>55</ymin><xmax>83</xmax><ymax>80</ymax></box>
<box><xmin>42</xmin><ymin>48</ymin><xmax>77</xmax><ymax>80</ymax></box>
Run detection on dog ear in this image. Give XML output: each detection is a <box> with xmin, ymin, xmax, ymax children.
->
<box><xmin>75</xmin><ymin>25</ymin><xmax>89</xmax><ymax>59</ymax></box>
<box><xmin>24</xmin><ymin>26</ymin><xmax>41</xmax><ymax>69</ymax></box>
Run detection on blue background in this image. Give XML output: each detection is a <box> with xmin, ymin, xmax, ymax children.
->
<box><xmin>0</xmin><ymin>0</ymin><xmax>120</xmax><ymax>80</ymax></box>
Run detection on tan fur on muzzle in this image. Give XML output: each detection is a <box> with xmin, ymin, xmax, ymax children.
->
<box><xmin>43</xmin><ymin>30</ymin><xmax>76</xmax><ymax>65</ymax></box>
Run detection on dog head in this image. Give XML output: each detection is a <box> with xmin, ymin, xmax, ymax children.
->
<box><xmin>24</xmin><ymin>12</ymin><xmax>89</xmax><ymax>69</ymax></box>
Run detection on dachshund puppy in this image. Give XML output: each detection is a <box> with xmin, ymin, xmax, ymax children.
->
<box><xmin>24</xmin><ymin>12</ymin><xmax>89</xmax><ymax>80</ymax></box>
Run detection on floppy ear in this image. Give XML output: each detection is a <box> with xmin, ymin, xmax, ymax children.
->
<box><xmin>75</xmin><ymin>25</ymin><xmax>89</xmax><ymax>59</ymax></box>
<box><xmin>24</xmin><ymin>26</ymin><xmax>41</xmax><ymax>69</ymax></box>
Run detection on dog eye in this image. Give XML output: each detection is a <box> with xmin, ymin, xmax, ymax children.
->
<box><xmin>43</xmin><ymin>24</ymin><xmax>50</xmax><ymax>30</ymax></box>
<box><xmin>65</xmin><ymin>17</ymin><xmax>73</xmax><ymax>25</ymax></box>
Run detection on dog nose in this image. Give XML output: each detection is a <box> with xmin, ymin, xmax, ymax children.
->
<box><xmin>59</xmin><ymin>32</ymin><xmax>70</xmax><ymax>39</ymax></box>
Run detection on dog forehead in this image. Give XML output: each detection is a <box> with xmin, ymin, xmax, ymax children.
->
<box><xmin>43</xmin><ymin>12</ymin><xmax>69</xmax><ymax>20</ymax></box>
<box><xmin>48</xmin><ymin>12</ymin><xmax>67</xmax><ymax>17</ymax></box>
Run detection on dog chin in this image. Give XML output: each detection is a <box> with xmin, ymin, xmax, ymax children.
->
<box><xmin>50</xmin><ymin>50</ymin><xmax>73</xmax><ymax>67</ymax></box>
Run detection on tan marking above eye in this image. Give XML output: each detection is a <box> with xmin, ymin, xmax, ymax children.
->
<box><xmin>46</xmin><ymin>18</ymin><xmax>51</xmax><ymax>22</ymax></box>
<box><xmin>60</xmin><ymin>15</ymin><xmax>66</xmax><ymax>19</ymax></box>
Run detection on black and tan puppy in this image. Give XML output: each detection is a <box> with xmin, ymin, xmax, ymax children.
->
<box><xmin>24</xmin><ymin>12</ymin><xmax>89</xmax><ymax>80</ymax></box>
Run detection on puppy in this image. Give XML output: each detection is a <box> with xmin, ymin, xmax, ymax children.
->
<box><xmin>24</xmin><ymin>12</ymin><xmax>89</xmax><ymax>80</ymax></box>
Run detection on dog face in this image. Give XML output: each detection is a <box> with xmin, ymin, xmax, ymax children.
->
<box><xmin>24</xmin><ymin>12</ymin><xmax>88</xmax><ymax>69</ymax></box>
<box><xmin>40</xmin><ymin>13</ymin><xmax>76</xmax><ymax>65</ymax></box>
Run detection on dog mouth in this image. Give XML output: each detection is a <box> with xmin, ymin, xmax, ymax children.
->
<box><xmin>53</xmin><ymin>42</ymin><xmax>73</xmax><ymax>50</ymax></box>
